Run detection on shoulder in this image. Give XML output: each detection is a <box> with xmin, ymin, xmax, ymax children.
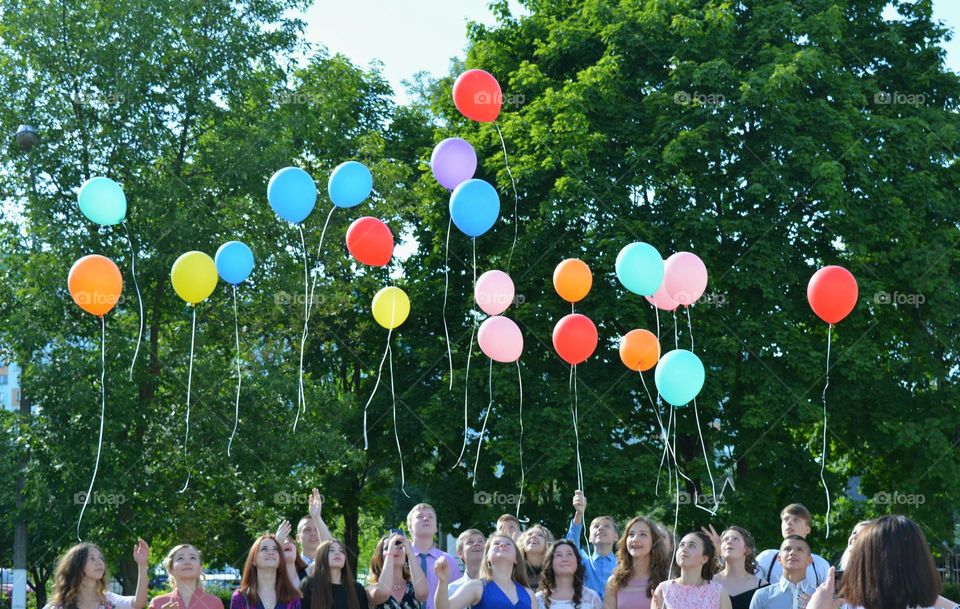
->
<box><xmin>653</xmin><ymin>580</ymin><xmax>670</xmax><ymax>594</ymax></box>
<box><xmin>811</xmin><ymin>553</ymin><xmax>830</xmax><ymax>567</ymax></box>
<box><xmin>149</xmin><ymin>593</ymin><xmax>174</xmax><ymax>609</ymax></box>
<box><xmin>107</xmin><ymin>592</ymin><xmax>136</xmax><ymax>608</ymax></box>
<box><xmin>755</xmin><ymin>549</ymin><xmax>776</xmax><ymax>561</ymax></box>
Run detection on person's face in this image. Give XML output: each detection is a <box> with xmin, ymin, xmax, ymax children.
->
<box><xmin>675</xmin><ymin>534</ymin><xmax>707</xmax><ymax>569</ymax></box>
<box><xmin>255</xmin><ymin>539</ymin><xmax>281</xmax><ymax>569</ymax></box>
<box><xmin>847</xmin><ymin>523</ymin><xmax>866</xmax><ymax>548</ymax></box>
<box><xmin>589</xmin><ymin>518</ymin><xmax>617</xmax><ymax>545</ymax></box>
<box><xmin>551</xmin><ymin>544</ymin><xmax>578</xmax><ymax>576</ymax></box>
<box><xmin>83</xmin><ymin>547</ymin><xmax>106</xmax><ymax>580</ymax></box>
<box><xmin>171</xmin><ymin>547</ymin><xmax>201</xmax><ymax>581</ymax></box>
<box><xmin>720</xmin><ymin>531</ymin><xmax>746</xmax><ymax>561</ymax></box>
<box><xmin>382</xmin><ymin>538</ymin><xmax>405</xmax><ymax>560</ymax></box>
<box><xmin>626</xmin><ymin>522</ymin><xmax>653</xmax><ymax>559</ymax></box>
<box><xmin>781</xmin><ymin>513</ymin><xmax>811</xmax><ymax>538</ymax></box>
<box><xmin>460</xmin><ymin>534</ymin><xmax>486</xmax><ymax>563</ymax></box>
<box><xmin>779</xmin><ymin>539</ymin><xmax>812</xmax><ymax>571</ymax></box>
<box><xmin>410</xmin><ymin>509</ymin><xmax>437</xmax><ymax>538</ymax></box>
<box><xmin>488</xmin><ymin>537</ymin><xmax>517</xmax><ymax>565</ymax></box>
<box><xmin>497</xmin><ymin>521</ymin><xmax>520</xmax><ymax>540</ymax></box>
<box><xmin>523</xmin><ymin>528</ymin><xmax>547</xmax><ymax>555</ymax></box>
<box><xmin>327</xmin><ymin>543</ymin><xmax>346</xmax><ymax>569</ymax></box>
<box><xmin>282</xmin><ymin>538</ymin><xmax>298</xmax><ymax>562</ymax></box>
<box><xmin>299</xmin><ymin>521</ymin><xmax>320</xmax><ymax>550</ymax></box>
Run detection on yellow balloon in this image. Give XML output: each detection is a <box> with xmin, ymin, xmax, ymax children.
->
<box><xmin>371</xmin><ymin>286</ymin><xmax>410</xmax><ymax>329</ymax></box>
<box><xmin>171</xmin><ymin>251</ymin><xmax>218</xmax><ymax>304</ymax></box>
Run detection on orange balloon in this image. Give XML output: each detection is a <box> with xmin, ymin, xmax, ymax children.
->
<box><xmin>68</xmin><ymin>255</ymin><xmax>123</xmax><ymax>316</ymax></box>
<box><xmin>553</xmin><ymin>258</ymin><xmax>592</xmax><ymax>303</ymax></box>
<box><xmin>619</xmin><ymin>329</ymin><xmax>660</xmax><ymax>372</ymax></box>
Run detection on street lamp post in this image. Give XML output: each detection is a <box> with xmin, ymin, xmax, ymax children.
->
<box><xmin>12</xmin><ymin>123</ymin><xmax>38</xmax><ymax>609</ymax></box>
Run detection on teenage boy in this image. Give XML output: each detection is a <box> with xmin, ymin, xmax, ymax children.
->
<box><xmin>448</xmin><ymin>529</ymin><xmax>486</xmax><ymax>597</ymax></box>
<box><xmin>297</xmin><ymin>487</ymin><xmax>333</xmax><ymax>564</ymax></box>
<box><xmin>754</xmin><ymin>504</ymin><xmax>829</xmax><ymax>588</ymax></box>
<box><xmin>565</xmin><ymin>490</ymin><xmax>618</xmax><ymax>599</ymax></box>
<box><xmin>749</xmin><ymin>536</ymin><xmax>816</xmax><ymax>609</ymax></box>
<box><xmin>495</xmin><ymin>514</ymin><xmax>522</xmax><ymax>540</ymax></box>
<box><xmin>409</xmin><ymin>503</ymin><xmax>461</xmax><ymax>609</ymax></box>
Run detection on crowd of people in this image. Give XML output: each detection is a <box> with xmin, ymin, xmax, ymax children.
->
<box><xmin>42</xmin><ymin>489</ymin><xmax>959</xmax><ymax>609</ymax></box>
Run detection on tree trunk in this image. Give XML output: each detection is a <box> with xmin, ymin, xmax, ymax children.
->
<box><xmin>119</xmin><ymin>556</ymin><xmax>138</xmax><ymax>595</ymax></box>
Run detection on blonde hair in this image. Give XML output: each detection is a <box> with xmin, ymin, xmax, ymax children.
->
<box><xmin>479</xmin><ymin>534</ymin><xmax>530</xmax><ymax>587</ymax></box>
<box><xmin>405</xmin><ymin>503</ymin><xmax>436</xmax><ymax>530</ymax></box>
<box><xmin>163</xmin><ymin>544</ymin><xmax>204</xmax><ymax>590</ymax></box>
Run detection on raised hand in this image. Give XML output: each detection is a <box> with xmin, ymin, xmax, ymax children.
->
<box><xmin>700</xmin><ymin>524</ymin><xmax>721</xmax><ymax>552</ymax></box>
<box><xmin>434</xmin><ymin>556</ymin><xmax>450</xmax><ymax>582</ymax></box>
<box><xmin>276</xmin><ymin>519</ymin><xmax>292</xmax><ymax>542</ymax></box>
<box><xmin>806</xmin><ymin>567</ymin><xmax>837</xmax><ymax>609</ymax></box>
<box><xmin>573</xmin><ymin>490</ymin><xmax>586</xmax><ymax>515</ymax></box>
<box><xmin>309</xmin><ymin>488</ymin><xmax>323</xmax><ymax>521</ymax></box>
<box><xmin>133</xmin><ymin>538</ymin><xmax>150</xmax><ymax>566</ymax></box>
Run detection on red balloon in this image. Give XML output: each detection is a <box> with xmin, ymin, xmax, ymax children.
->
<box><xmin>807</xmin><ymin>265</ymin><xmax>858</xmax><ymax>324</ymax></box>
<box><xmin>346</xmin><ymin>217</ymin><xmax>394</xmax><ymax>267</ymax></box>
<box><xmin>452</xmin><ymin>69</ymin><xmax>502</xmax><ymax>122</ymax></box>
<box><xmin>552</xmin><ymin>313</ymin><xmax>598</xmax><ymax>365</ymax></box>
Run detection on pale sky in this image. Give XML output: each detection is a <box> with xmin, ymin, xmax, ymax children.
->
<box><xmin>297</xmin><ymin>1</ymin><xmax>960</xmax><ymax>103</ymax></box>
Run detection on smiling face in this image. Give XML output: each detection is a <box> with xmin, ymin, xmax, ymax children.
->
<box><xmin>83</xmin><ymin>547</ymin><xmax>106</xmax><ymax>581</ymax></box>
<box><xmin>460</xmin><ymin>534</ymin><xmax>486</xmax><ymax>563</ymax></box>
<box><xmin>625</xmin><ymin>521</ymin><xmax>653</xmax><ymax>559</ymax></box>
<box><xmin>170</xmin><ymin>546</ymin><xmax>202</xmax><ymax>583</ymax></box>
<box><xmin>589</xmin><ymin>517</ymin><xmax>617</xmax><ymax>545</ymax></box>
<box><xmin>550</xmin><ymin>543</ymin><xmax>578</xmax><ymax>576</ymax></box>
<box><xmin>522</xmin><ymin>527</ymin><xmax>548</xmax><ymax>556</ymax></box>
<box><xmin>255</xmin><ymin>538</ymin><xmax>281</xmax><ymax>569</ymax></box>
<box><xmin>675</xmin><ymin>534</ymin><xmax>707</xmax><ymax>570</ymax></box>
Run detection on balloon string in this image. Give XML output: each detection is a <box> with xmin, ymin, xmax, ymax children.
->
<box><xmin>821</xmin><ymin>323</ymin><xmax>833</xmax><ymax>538</ymax></box>
<box><xmin>672</xmin><ymin>404</ymin><xmax>680</xmax><ymax>570</ymax></box>
<box><xmin>363</xmin><ymin>329</ymin><xmax>393</xmax><ymax>450</ymax></box>
<box><xmin>473</xmin><ymin>359</ymin><xmax>494</xmax><ymax>485</ymax></box>
<box><xmin>515</xmin><ymin>361</ymin><xmax>524</xmax><ymax>518</ymax></box>
<box><xmin>294</xmin><ymin>225</ymin><xmax>309</xmax><ymax>432</ymax></box>
<box><xmin>452</xmin><ymin>238</ymin><xmax>478</xmax><ymax>470</ymax></box>
<box><xmin>692</xmin><ymin>397</ymin><xmax>719</xmax><ymax>515</ymax></box>
<box><xmin>179</xmin><ymin>307</ymin><xmax>197</xmax><ymax>493</ymax></box>
<box><xmin>686</xmin><ymin>306</ymin><xmax>694</xmax><ymax>353</ymax></box>
<box><xmin>672</xmin><ymin>309</ymin><xmax>679</xmax><ymax>349</ymax></box>
<box><xmin>307</xmin><ymin>206</ymin><xmax>337</xmax><ymax>319</ymax></box>
<box><xmin>494</xmin><ymin>121</ymin><xmax>519</xmax><ymax>273</ymax></box>
<box><xmin>640</xmin><ymin>370</ymin><xmax>669</xmax><ymax>495</ymax></box>
<box><xmin>569</xmin><ymin>365</ymin><xmax>584</xmax><ymax>493</ymax></box>
<box><xmin>122</xmin><ymin>222</ymin><xmax>143</xmax><ymax>381</ymax></box>
<box><xmin>77</xmin><ymin>316</ymin><xmax>107</xmax><ymax>541</ymax></box>
<box><xmin>442</xmin><ymin>216</ymin><xmax>454</xmax><ymax>390</ymax></box>
<box><xmin>228</xmin><ymin>285</ymin><xmax>242</xmax><ymax>458</ymax></box>
<box><xmin>654</xmin><ymin>301</ymin><xmax>661</xmax><ymax>341</ymax></box>
<box><xmin>388</xmin><ymin>343</ymin><xmax>410</xmax><ymax>498</ymax></box>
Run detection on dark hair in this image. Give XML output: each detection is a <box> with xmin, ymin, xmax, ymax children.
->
<box><xmin>608</xmin><ymin>516</ymin><xmax>670</xmax><ymax>599</ymax></box>
<box><xmin>780</xmin><ymin>504</ymin><xmax>813</xmax><ymax>527</ymax></box>
<box><xmin>720</xmin><ymin>527</ymin><xmax>758</xmax><ymax>575</ymax></box>
<box><xmin>309</xmin><ymin>540</ymin><xmax>360</xmax><ymax>609</ymax></box>
<box><xmin>780</xmin><ymin>535</ymin><xmax>811</xmax><ymax>553</ymax></box>
<box><xmin>842</xmin><ymin>516</ymin><xmax>940</xmax><ymax>609</ymax></box>
<box><xmin>538</xmin><ymin>540</ymin><xmax>584</xmax><ymax>609</ymax></box>
<box><xmin>239</xmin><ymin>534</ymin><xmax>301</xmax><ymax>604</ymax></box>
<box><xmin>674</xmin><ymin>532</ymin><xmax>717</xmax><ymax>581</ymax></box>
<box><xmin>50</xmin><ymin>543</ymin><xmax>108</xmax><ymax>609</ymax></box>
<box><xmin>369</xmin><ymin>536</ymin><xmax>410</xmax><ymax>584</ymax></box>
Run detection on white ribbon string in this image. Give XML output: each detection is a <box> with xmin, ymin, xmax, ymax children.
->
<box><xmin>442</xmin><ymin>216</ymin><xmax>454</xmax><ymax>390</ymax></box>
<box><xmin>494</xmin><ymin>121</ymin><xmax>519</xmax><ymax>272</ymax></box>
<box><xmin>121</xmin><ymin>222</ymin><xmax>143</xmax><ymax>381</ymax></box>
<box><xmin>363</xmin><ymin>328</ymin><xmax>393</xmax><ymax>450</ymax></box>
<box><xmin>294</xmin><ymin>225</ymin><xmax>309</xmax><ymax>432</ymax></box>
<box><xmin>228</xmin><ymin>285</ymin><xmax>242</xmax><ymax>457</ymax></box>
<box><xmin>515</xmin><ymin>361</ymin><xmax>524</xmax><ymax>518</ymax></box>
<box><xmin>76</xmin><ymin>315</ymin><xmax>107</xmax><ymax>541</ymax></box>
<box><xmin>179</xmin><ymin>307</ymin><xmax>197</xmax><ymax>493</ymax></box>
<box><xmin>473</xmin><ymin>359</ymin><xmax>495</xmax><ymax>485</ymax></box>
<box><xmin>388</xmin><ymin>343</ymin><xmax>410</xmax><ymax>498</ymax></box>
<box><xmin>821</xmin><ymin>323</ymin><xmax>833</xmax><ymax>538</ymax></box>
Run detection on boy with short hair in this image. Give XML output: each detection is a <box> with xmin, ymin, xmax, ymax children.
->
<box><xmin>754</xmin><ymin>504</ymin><xmax>829</xmax><ymax>588</ymax></box>
<box><xmin>749</xmin><ymin>536</ymin><xmax>816</xmax><ymax>609</ymax></box>
<box><xmin>409</xmin><ymin>503</ymin><xmax>461</xmax><ymax>609</ymax></box>
<box><xmin>495</xmin><ymin>514</ymin><xmax>522</xmax><ymax>540</ymax></box>
<box><xmin>448</xmin><ymin>529</ymin><xmax>485</xmax><ymax>598</ymax></box>
<box><xmin>564</xmin><ymin>490</ymin><xmax>618</xmax><ymax>599</ymax></box>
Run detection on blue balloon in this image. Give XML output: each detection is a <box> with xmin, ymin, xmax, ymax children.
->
<box><xmin>449</xmin><ymin>179</ymin><xmax>500</xmax><ymax>237</ymax></box>
<box><xmin>615</xmin><ymin>242</ymin><xmax>664</xmax><ymax>296</ymax></box>
<box><xmin>328</xmin><ymin>161</ymin><xmax>373</xmax><ymax>208</ymax></box>
<box><xmin>268</xmin><ymin>167</ymin><xmax>317</xmax><ymax>223</ymax></box>
<box><xmin>654</xmin><ymin>349</ymin><xmax>705</xmax><ymax>406</ymax></box>
<box><xmin>215</xmin><ymin>241</ymin><xmax>255</xmax><ymax>285</ymax></box>
<box><xmin>78</xmin><ymin>177</ymin><xmax>127</xmax><ymax>226</ymax></box>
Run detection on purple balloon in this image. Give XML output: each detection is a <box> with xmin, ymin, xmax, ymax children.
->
<box><xmin>431</xmin><ymin>138</ymin><xmax>477</xmax><ymax>190</ymax></box>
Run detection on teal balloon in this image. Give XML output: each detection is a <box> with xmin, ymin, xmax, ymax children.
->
<box><xmin>328</xmin><ymin>161</ymin><xmax>373</xmax><ymax>208</ymax></box>
<box><xmin>215</xmin><ymin>241</ymin><xmax>255</xmax><ymax>285</ymax></box>
<box><xmin>268</xmin><ymin>167</ymin><xmax>317</xmax><ymax>223</ymax></box>
<box><xmin>654</xmin><ymin>349</ymin><xmax>705</xmax><ymax>406</ymax></box>
<box><xmin>615</xmin><ymin>242</ymin><xmax>664</xmax><ymax>296</ymax></box>
<box><xmin>449</xmin><ymin>179</ymin><xmax>500</xmax><ymax>237</ymax></box>
<box><xmin>78</xmin><ymin>177</ymin><xmax>127</xmax><ymax>226</ymax></box>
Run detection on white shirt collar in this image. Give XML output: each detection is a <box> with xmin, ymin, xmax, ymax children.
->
<box><xmin>777</xmin><ymin>575</ymin><xmax>814</xmax><ymax>593</ymax></box>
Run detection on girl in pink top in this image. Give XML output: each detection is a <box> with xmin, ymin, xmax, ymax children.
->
<box><xmin>149</xmin><ymin>545</ymin><xmax>223</xmax><ymax>609</ymax></box>
<box><xmin>604</xmin><ymin>517</ymin><xmax>672</xmax><ymax>609</ymax></box>
<box><xmin>652</xmin><ymin>533</ymin><xmax>730</xmax><ymax>609</ymax></box>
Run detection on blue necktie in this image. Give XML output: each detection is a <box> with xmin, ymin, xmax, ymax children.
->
<box><xmin>420</xmin><ymin>552</ymin><xmax>428</xmax><ymax>577</ymax></box>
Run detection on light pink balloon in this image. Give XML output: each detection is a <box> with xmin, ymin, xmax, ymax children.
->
<box><xmin>475</xmin><ymin>270</ymin><xmax>515</xmax><ymax>315</ymax></box>
<box><xmin>478</xmin><ymin>316</ymin><xmax>523</xmax><ymax>363</ymax></box>
<box><xmin>645</xmin><ymin>277</ymin><xmax>680</xmax><ymax>311</ymax></box>
<box><xmin>663</xmin><ymin>252</ymin><xmax>708</xmax><ymax>307</ymax></box>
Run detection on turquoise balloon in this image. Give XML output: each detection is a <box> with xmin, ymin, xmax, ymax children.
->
<box><xmin>615</xmin><ymin>242</ymin><xmax>664</xmax><ymax>296</ymax></box>
<box><xmin>328</xmin><ymin>161</ymin><xmax>373</xmax><ymax>208</ymax></box>
<box><xmin>654</xmin><ymin>349</ymin><xmax>705</xmax><ymax>406</ymax></box>
<box><xmin>215</xmin><ymin>241</ymin><xmax>255</xmax><ymax>285</ymax></box>
<box><xmin>268</xmin><ymin>167</ymin><xmax>317</xmax><ymax>223</ymax></box>
<box><xmin>78</xmin><ymin>177</ymin><xmax>127</xmax><ymax>226</ymax></box>
<box><xmin>449</xmin><ymin>179</ymin><xmax>500</xmax><ymax>237</ymax></box>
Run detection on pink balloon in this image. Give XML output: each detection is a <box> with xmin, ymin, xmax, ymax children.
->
<box><xmin>645</xmin><ymin>278</ymin><xmax>680</xmax><ymax>311</ymax></box>
<box><xmin>475</xmin><ymin>270</ymin><xmax>515</xmax><ymax>315</ymax></box>
<box><xmin>478</xmin><ymin>316</ymin><xmax>523</xmax><ymax>363</ymax></box>
<box><xmin>663</xmin><ymin>252</ymin><xmax>707</xmax><ymax>307</ymax></box>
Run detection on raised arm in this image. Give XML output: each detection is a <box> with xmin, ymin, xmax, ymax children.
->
<box><xmin>434</xmin><ymin>559</ymin><xmax>481</xmax><ymax>609</ymax></box>
<box><xmin>132</xmin><ymin>539</ymin><xmax>150</xmax><ymax>609</ymax></box>
<box><xmin>403</xmin><ymin>537</ymin><xmax>428</xmax><ymax>603</ymax></box>
<box><xmin>368</xmin><ymin>535</ymin><xmax>402</xmax><ymax>605</ymax></box>
<box><xmin>566</xmin><ymin>490</ymin><xmax>586</xmax><ymax>550</ymax></box>
<box><xmin>309</xmin><ymin>488</ymin><xmax>333</xmax><ymax>543</ymax></box>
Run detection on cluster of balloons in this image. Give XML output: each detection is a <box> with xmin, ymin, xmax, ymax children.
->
<box><xmin>614</xmin><ymin>242</ymin><xmax>709</xmax><ymax>406</ymax></box>
<box><xmin>476</xmin><ymin>270</ymin><xmax>523</xmax><ymax>363</ymax></box>
<box><xmin>551</xmin><ymin>259</ymin><xmax>599</xmax><ymax>365</ymax></box>
<box><xmin>69</xmin><ymin>178</ymin><xmax>129</xmax><ymax>317</ymax></box>
<box><xmin>268</xmin><ymin>162</ymin><xmax>374</xmax><ymax>224</ymax></box>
